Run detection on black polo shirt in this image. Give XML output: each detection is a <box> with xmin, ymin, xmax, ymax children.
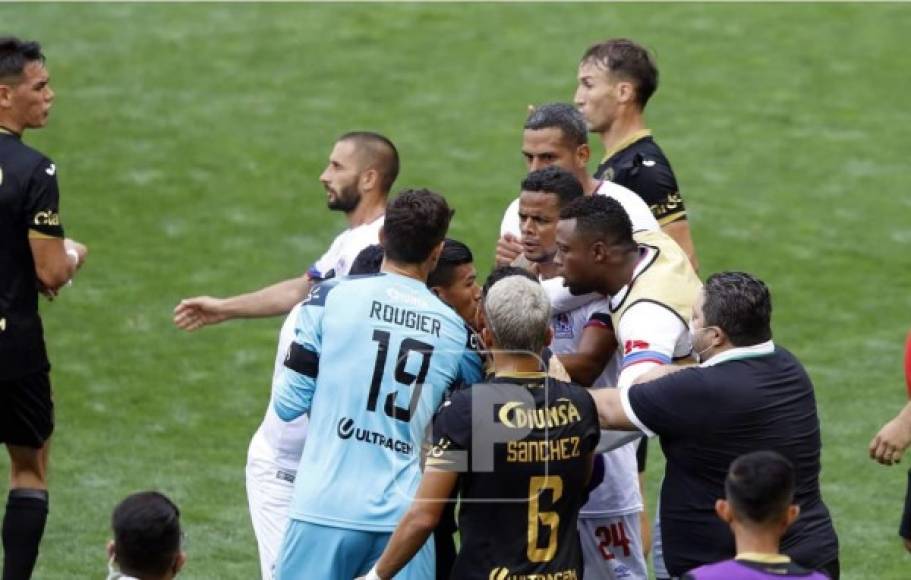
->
<box><xmin>594</xmin><ymin>130</ymin><xmax>686</xmax><ymax>226</ymax></box>
<box><xmin>622</xmin><ymin>342</ymin><xmax>839</xmax><ymax>576</ymax></box>
<box><xmin>0</xmin><ymin>129</ymin><xmax>64</xmax><ymax>380</ymax></box>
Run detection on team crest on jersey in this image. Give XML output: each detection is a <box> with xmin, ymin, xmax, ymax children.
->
<box><xmin>624</xmin><ymin>339</ymin><xmax>651</xmax><ymax>354</ymax></box>
<box><xmin>553</xmin><ymin>313</ymin><xmax>574</xmax><ymax>339</ymax></box>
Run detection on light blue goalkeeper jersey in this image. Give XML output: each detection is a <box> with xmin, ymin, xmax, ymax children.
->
<box><xmin>273</xmin><ymin>272</ymin><xmax>484</xmax><ymax>532</ymax></box>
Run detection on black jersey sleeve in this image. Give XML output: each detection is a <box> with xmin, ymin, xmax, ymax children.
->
<box><xmin>24</xmin><ymin>158</ymin><xmax>64</xmax><ymax>239</ymax></box>
<box><xmin>623</xmin><ymin>153</ymin><xmax>687</xmax><ymax>225</ymax></box>
<box><xmin>427</xmin><ymin>389</ymin><xmax>473</xmax><ymax>472</ymax></box>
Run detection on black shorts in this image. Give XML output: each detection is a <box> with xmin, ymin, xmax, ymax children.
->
<box><xmin>0</xmin><ymin>371</ymin><xmax>54</xmax><ymax>448</ymax></box>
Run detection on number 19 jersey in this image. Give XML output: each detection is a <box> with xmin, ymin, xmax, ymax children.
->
<box><xmin>272</xmin><ymin>272</ymin><xmax>483</xmax><ymax>532</ymax></box>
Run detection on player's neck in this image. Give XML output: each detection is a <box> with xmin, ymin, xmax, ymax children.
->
<box><xmin>345</xmin><ymin>194</ymin><xmax>386</xmax><ymax>228</ymax></box>
<box><xmin>598</xmin><ymin>112</ymin><xmax>646</xmax><ymax>159</ymax></box>
<box><xmin>732</xmin><ymin>526</ymin><xmax>784</xmax><ymax>559</ymax></box>
<box><xmin>381</xmin><ymin>259</ymin><xmax>427</xmax><ymax>283</ymax></box>
<box><xmin>608</xmin><ymin>248</ymin><xmax>642</xmax><ymax>296</ymax></box>
<box><xmin>578</xmin><ymin>172</ymin><xmax>600</xmax><ymax>195</ymax></box>
<box><xmin>536</xmin><ymin>259</ymin><xmax>560</xmax><ymax>280</ymax></box>
<box><xmin>0</xmin><ymin>117</ymin><xmax>24</xmax><ymax>137</ymax></box>
<box><xmin>490</xmin><ymin>351</ymin><xmax>543</xmax><ymax>375</ymax></box>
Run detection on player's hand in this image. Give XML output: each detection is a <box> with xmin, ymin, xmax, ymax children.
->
<box><xmin>495</xmin><ymin>233</ymin><xmax>523</xmax><ymax>267</ymax></box>
<box><xmin>64</xmin><ymin>238</ymin><xmax>88</xmax><ymax>269</ymax></box>
<box><xmin>904</xmin><ymin>537</ymin><xmax>911</xmax><ymax>553</ymax></box>
<box><xmin>173</xmin><ymin>296</ymin><xmax>230</xmax><ymax>331</ymax></box>
<box><xmin>869</xmin><ymin>414</ymin><xmax>911</xmax><ymax>465</ymax></box>
<box><xmin>38</xmin><ymin>282</ymin><xmax>59</xmax><ymax>301</ymax></box>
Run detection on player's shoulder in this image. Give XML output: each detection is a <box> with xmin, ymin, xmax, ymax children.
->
<box><xmin>0</xmin><ymin>135</ymin><xmax>53</xmax><ymax>177</ymax></box>
<box><xmin>626</xmin><ymin>135</ymin><xmax>670</xmax><ymax>163</ymax></box>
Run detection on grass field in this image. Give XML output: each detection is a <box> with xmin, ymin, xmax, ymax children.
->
<box><xmin>3</xmin><ymin>2</ymin><xmax>911</xmax><ymax>578</ymax></box>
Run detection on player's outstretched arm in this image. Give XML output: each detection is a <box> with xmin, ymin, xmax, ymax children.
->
<box><xmin>173</xmin><ymin>275</ymin><xmax>312</xmax><ymax>331</ymax></box>
<box><xmin>360</xmin><ymin>469</ymin><xmax>458</xmax><ymax>580</ymax></box>
<box><xmin>869</xmin><ymin>401</ymin><xmax>911</xmax><ymax>466</ymax></box>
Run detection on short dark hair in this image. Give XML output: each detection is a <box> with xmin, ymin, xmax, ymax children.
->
<box><xmin>559</xmin><ymin>195</ymin><xmax>635</xmax><ymax>249</ymax></box>
<box><xmin>482</xmin><ymin>266</ymin><xmax>538</xmax><ymax>298</ymax></box>
<box><xmin>337</xmin><ymin>131</ymin><xmax>400</xmax><ymax>193</ymax></box>
<box><xmin>524</xmin><ymin>103</ymin><xmax>588</xmax><ymax>147</ymax></box>
<box><xmin>349</xmin><ymin>244</ymin><xmax>384</xmax><ymax>275</ymax></box>
<box><xmin>111</xmin><ymin>491</ymin><xmax>182</xmax><ymax>577</ymax></box>
<box><xmin>382</xmin><ymin>189</ymin><xmax>453</xmax><ymax>264</ymax></box>
<box><xmin>703</xmin><ymin>272</ymin><xmax>773</xmax><ymax>346</ymax></box>
<box><xmin>581</xmin><ymin>38</ymin><xmax>658</xmax><ymax>109</ymax></box>
<box><xmin>427</xmin><ymin>239</ymin><xmax>474</xmax><ymax>288</ymax></box>
<box><xmin>0</xmin><ymin>37</ymin><xmax>44</xmax><ymax>83</ymax></box>
<box><xmin>725</xmin><ymin>451</ymin><xmax>795</xmax><ymax>524</ymax></box>
<box><xmin>521</xmin><ymin>166</ymin><xmax>584</xmax><ymax>209</ymax></box>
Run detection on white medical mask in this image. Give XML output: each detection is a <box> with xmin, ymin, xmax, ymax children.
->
<box><xmin>688</xmin><ymin>320</ymin><xmax>716</xmax><ymax>364</ymax></box>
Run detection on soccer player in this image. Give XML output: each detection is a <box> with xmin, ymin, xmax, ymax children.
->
<box><xmin>869</xmin><ymin>399</ymin><xmax>911</xmax><ymax>552</ymax></box>
<box><xmin>173</xmin><ymin>131</ymin><xmax>398</xmax><ymax>331</ymax></box>
<box><xmin>495</xmin><ymin>102</ymin><xmax>658</xmax><ymax>267</ymax></box>
<box><xmin>106</xmin><ymin>491</ymin><xmax>186</xmax><ymax>580</ymax></box>
<box><xmin>272</xmin><ymin>189</ymin><xmax>483</xmax><ymax>579</ymax></box>
<box><xmin>0</xmin><ymin>37</ymin><xmax>88</xmax><ymax>580</ymax></box>
<box><xmin>515</xmin><ymin>166</ymin><xmax>648</xmax><ymax>579</ymax></box>
<box><xmin>359</xmin><ymin>275</ymin><xmax>600</xmax><ymax>580</ymax></box>
<box><xmin>588</xmin><ymin>272</ymin><xmax>839</xmax><ymax>579</ymax></box>
<box><xmin>245</xmin><ymin>237</ymin><xmax>481</xmax><ymax>580</ymax></box>
<box><xmin>683</xmin><ymin>451</ymin><xmax>828</xmax><ymax>580</ymax></box>
<box><xmin>575</xmin><ymin>39</ymin><xmax>699</xmax><ymax>270</ymax></box>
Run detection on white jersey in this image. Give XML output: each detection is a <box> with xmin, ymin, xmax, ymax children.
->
<box><xmin>549</xmin><ymin>299</ymin><xmax>642</xmax><ymax>517</ymax></box>
<box><xmin>504</xmin><ymin>181</ymin><xmax>659</xmax><ymax>315</ymax></box>
<box><xmin>253</xmin><ymin>215</ymin><xmax>384</xmax><ymax>470</ymax></box>
<box><xmin>499</xmin><ymin>179</ymin><xmax>659</xmax><ymax>238</ymax></box>
<box><xmin>307</xmin><ymin>214</ymin><xmax>384</xmax><ymax>280</ymax></box>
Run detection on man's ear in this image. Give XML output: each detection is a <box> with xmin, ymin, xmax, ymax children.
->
<box><xmin>429</xmin><ymin>285</ymin><xmax>442</xmax><ymax>298</ymax></box>
<box><xmin>784</xmin><ymin>504</ymin><xmax>800</xmax><ymax>528</ymax></box>
<box><xmin>359</xmin><ymin>168</ymin><xmax>379</xmax><ymax>192</ymax></box>
<box><xmin>106</xmin><ymin>539</ymin><xmax>116</xmax><ymax>561</ymax></box>
<box><xmin>715</xmin><ymin>499</ymin><xmax>734</xmax><ymax>524</ymax></box>
<box><xmin>616</xmin><ymin>81</ymin><xmax>637</xmax><ymax>106</ymax></box>
<box><xmin>590</xmin><ymin>240</ymin><xmax>609</xmax><ymax>263</ymax></box>
<box><xmin>0</xmin><ymin>84</ymin><xmax>13</xmax><ymax>109</ymax></box>
<box><xmin>544</xmin><ymin>326</ymin><xmax>554</xmax><ymax>348</ymax></box>
<box><xmin>481</xmin><ymin>325</ymin><xmax>494</xmax><ymax>348</ymax></box>
<box><xmin>173</xmin><ymin>550</ymin><xmax>188</xmax><ymax>575</ymax></box>
<box><xmin>576</xmin><ymin>143</ymin><xmax>591</xmax><ymax>167</ymax></box>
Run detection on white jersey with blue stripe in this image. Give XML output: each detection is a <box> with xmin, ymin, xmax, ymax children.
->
<box><xmin>273</xmin><ymin>272</ymin><xmax>483</xmax><ymax>532</ymax></box>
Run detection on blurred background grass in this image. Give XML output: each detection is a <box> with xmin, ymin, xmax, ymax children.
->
<box><xmin>1</xmin><ymin>2</ymin><xmax>910</xmax><ymax>577</ymax></box>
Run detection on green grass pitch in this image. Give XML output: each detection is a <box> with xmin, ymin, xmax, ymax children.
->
<box><xmin>3</xmin><ymin>2</ymin><xmax>911</xmax><ymax>578</ymax></box>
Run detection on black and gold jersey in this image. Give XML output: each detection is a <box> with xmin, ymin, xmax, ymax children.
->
<box><xmin>594</xmin><ymin>130</ymin><xmax>686</xmax><ymax>226</ymax></box>
<box><xmin>428</xmin><ymin>373</ymin><xmax>599</xmax><ymax>580</ymax></box>
<box><xmin>0</xmin><ymin>129</ymin><xmax>64</xmax><ymax>380</ymax></box>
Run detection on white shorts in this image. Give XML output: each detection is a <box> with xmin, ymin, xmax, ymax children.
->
<box><xmin>246</xmin><ymin>435</ymin><xmax>297</xmax><ymax>580</ymax></box>
<box><xmin>578</xmin><ymin>513</ymin><xmax>647</xmax><ymax>580</ymax></box>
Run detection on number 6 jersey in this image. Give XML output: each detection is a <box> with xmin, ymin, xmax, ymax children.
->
<box><xmin>272</xmin><ymin>272</ymin><xmax>483</xmax><ymax>532</ymax></box>
<box><xmin>428</xmin><ymin>374</ymin><xmax>600</xmax><ymax>580</ymax></box>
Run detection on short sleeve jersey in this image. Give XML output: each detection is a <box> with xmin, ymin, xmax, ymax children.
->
<box><xmin>594</xmin><ymin>131</ymin><xmax>687</xmax><ymax>226</ymax></box>
<box><xmin>306</xmin><ymin>215</ymin><xmax>383</xmax><ymax>281</ymax></box>
<box><xmin>272</xmin><ymin>272</ymin><xmax>484</xmax><ymax>532</ymax></box>
<box><xmin>429</xmin><ymin>375</ymin><xmax>600</xmax><ymax>580</ymax></box>
<box><xmin>0</xmin><ymin>131</ymin><xmax>64</xmax><ymax>380</ymax></box>
<box><xmin>622</xmin><ymin>345</ymin><xmax>839</xmax><ymax>575</ymax></box>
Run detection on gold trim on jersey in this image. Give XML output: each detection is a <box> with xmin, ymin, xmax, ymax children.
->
<box><xmin>735</xmin><ymin>552</ymin><xmax>791</xmax><ymax>564</ymax></box>
<box><xmin>494</xmin><ymin>371</ymin><xmax>547</xmax><ymax>380</ymax></box>
<box><xmin>27</xmin><ymin>229</ymin><xmax>62</xmax><ymax>240</ymax></box>
<box><xmin>600</xmin><ymin>129</ymin><xmax>653</xmax><ymax>164</ymax></box>
<box><xmin>658</xmin><ymin>210</ymin><xmax>687</xmax><ymax>226</ymax></box>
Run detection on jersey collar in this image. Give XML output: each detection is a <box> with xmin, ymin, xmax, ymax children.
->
<box><xmin>701</xmin><ymin>340</ymin><xmax>775</xmax><ymax>367</ymax></box>
<box><xmin>600</xmin><ymin>129</ymin><xmax>652</xmax><ymax>163</ymax></box>
<box><xmin>0</xmin><ymin>126</ymin><xmax>21</xmax><ymax>138</ymax></box>
<box><xmin>735</xmin><ymin>552</ymin><xmax>791</xmax><ymax>564</ymax></box>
